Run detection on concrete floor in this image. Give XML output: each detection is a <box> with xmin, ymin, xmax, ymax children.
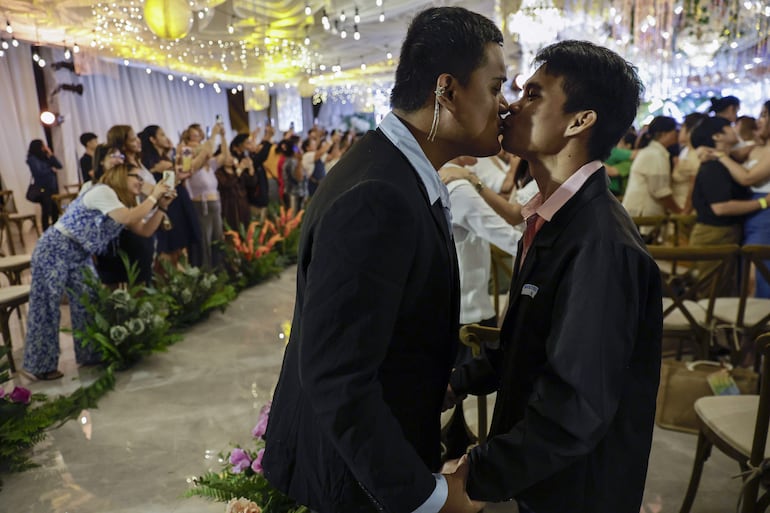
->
<box><xmin>0</xmin><ymin>258</ymin><xmax>743</xmax><ymax>513</ymax></box>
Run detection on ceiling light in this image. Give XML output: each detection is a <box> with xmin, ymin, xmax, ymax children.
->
<box><xmin>11</xmin><ymin>37</ymin><xmax>18</xmax><ymax>47</ymax></box>
<box><xmin>37</xmin><ymin>58</ymin><xmax>46</xmax><ymax>68</ymax></box>
<box><xmin>73</xmin><ymin>43</ymin><xmax>80</xmax><ymax>53</ymax></box>
<box><xmin>340</xmin><ymin>29</ymin><xmax>347</xmax><ymax>39</ymax></box>
<box><xmin>305</xmin><ymin>3</ymin><xmax>312</xmax><ymax>15</ymax></box>
<box><xmin>354</xmin><ymin>7</ymin><xmax>360</xmax><ymax>23</ymax></box>
<box><xmin>227</xmin><ymin>24</ymin><xmax>234</xmax><ymax>34</ymax></box>
<box><xmin>340</xmin><ymin>10</ymin><xmax>346</xmax><ymax>22</ymax></box>
<box><xmin>1</xmin><ymin>40</ymin><xmax>8</xmax><ymax>50</ymax></box>
<box><xmin>64</xmin><ymin>47</ymin><xmax>71</xmax><ymax>60</ymax></box>
<box><xmin>379</xmin><ymin>12</ymin><xmax>385</xmax><ymax>22</ymax></box>
<box><xmin>40</xmin><ymin>111</ymin><xmax>64</xmax><ymax>126</ymax></box>
<box><xmin>5</xmin><ymin>21</ymin><xmax>12</xmax><ymax>34</ymax></box>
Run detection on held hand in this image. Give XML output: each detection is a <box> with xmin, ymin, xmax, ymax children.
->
<box><xmin>264</xmin><ymin>125</ymin><xmax>275</xmax><ymax>140</ymax></box>
<box><xmin>695</xmin><ymin>146</ymin><xmax>717</xmax><ymax>162</ymax></box>
<box><xmin>211</xmin><ymin>123</ymin><xmax>224</xmax><ymax>137</ymax></box>
<box><xmin>440</xmin><ymin>456</ymin><xmax>485</xmax><ymax>513</ymax></box>
<box><xmin>156</xmin><ymin>160</ymin><xmax>174</xmax><ymax>172</ymax></box>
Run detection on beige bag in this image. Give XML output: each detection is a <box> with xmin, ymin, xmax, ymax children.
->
<box><xmin>655</xmin><ymin>360</ymin><xmax>759</xmax><ymax>434</ymax></box>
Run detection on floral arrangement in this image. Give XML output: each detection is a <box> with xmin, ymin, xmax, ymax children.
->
<box><xmin>186</xmin><ymin>401</ymin><xmax>308</xmax><ymax>513</ymax></box>
<box><xmin>73</xmin><ymin>257</ymin><xmax>182</xmax><ymax>370</ymax></box>
<box><xmin>153</xmin><ymin>258</ymin><xmax>237</xmax><ymax>329</ymax></box>
<box><xmin>0</xmin><ymin>346</ymin><xmax>115</xmax><ymax>489</ymax></box>
<box><xmin>273</xmin><ymin>207</ymin><xmax>304</xmax><ymax>264</ymax></box>
<box><xmin>222</xmin><ymin>221</ymin><xmax>284</xmax><ymax>289</ymax></box>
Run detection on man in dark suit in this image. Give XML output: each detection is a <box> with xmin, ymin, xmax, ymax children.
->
<box><xmin>447</xmin><ymin>41</ymin><xmax>663</xmax><ymax>513</ymax></box>
<box><xmin>263</xmin><ymin>6</ymin><xmax>509</xmax><ymax>513</ymax></box>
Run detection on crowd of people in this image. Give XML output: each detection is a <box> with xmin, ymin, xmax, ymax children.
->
<box><xmin>21</xmin><ymin>119</ymin><xmax>357</xmax><ymax>380</ymax></box>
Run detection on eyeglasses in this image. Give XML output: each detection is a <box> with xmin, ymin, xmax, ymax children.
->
<box><xmin>127</xmin><ymin>173</ymin><xmax>144</xmax><ymax>182</ymax></box>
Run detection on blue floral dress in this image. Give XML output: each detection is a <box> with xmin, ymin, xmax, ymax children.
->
<box><xmin>23</xmin><ymin>186</ymin><xmax>124</xmax><ymax>375</ymax></box>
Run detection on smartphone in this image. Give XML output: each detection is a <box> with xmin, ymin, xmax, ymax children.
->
<box><xmin>215</xmin><ymin>114</ymin><xmax>223</xmax><ymax>124</ymax></box>
<box><xmin>162</xmin><ymin>169</ymin><xmax>175</xmax><ymax>189</ymax></box>
<box><xmin>181</xmin><ymin>146</ymin><xmax>193</xmax><ymax>172</ymax></box>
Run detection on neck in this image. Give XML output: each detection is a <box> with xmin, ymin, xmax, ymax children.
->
<box><xmin>392</xmin><ymin>108</ymin><xmax>459</xmax><ymax>171</ymax></box>
<box><xmin>526</xmin><ymin>143</ymin><xmax>592</xmax><ymax>201</ymax></box>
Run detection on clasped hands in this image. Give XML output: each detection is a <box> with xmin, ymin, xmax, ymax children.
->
<box><xmin>440</xmin><ymin>454</ymin><xmax>485</xmax><ymax>513</ymax></box>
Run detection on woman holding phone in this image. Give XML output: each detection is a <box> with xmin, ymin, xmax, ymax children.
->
<box><xmin>23</xmin><ymin>164</ymin><xmax>173</xmax><ymax>380</ymax></box>
<box><xmin>140</xmin><ymin>125</ymin><xmax>201</xmax><ymax>269</ymax></box>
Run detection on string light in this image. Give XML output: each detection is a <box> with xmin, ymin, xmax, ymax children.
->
<box><xmin>72</xmin><ymin>42</ymin><xmax>80</xmax><ymax>53</ymax></box>
<box><xmin>354</xmin><ymin>7</ymin><xmax>360</xmax><ymax>23</ymax></box>
<box><xmin>5</xmin><ymin>20</ymin><xmax>12</xmax><ymax>34</ymax></box>
<box><xmin>305</xmin><ymin>2</ymin><xmax>312</xmax><ymax>15</ymax></box>
<box><xmin>11</xmin><ymin>36</ymin><xmax>18</xmax><ymax>47</ymax></box>
<box><xmin>340</xmin><ymin>10</ymin><xmax>346</xmax><ymax>22</ymax></box>
<box><xmin>1</xmin><ymin>40</ymin><xmax>8</xmax><ymax>50</ymax></box>
<box><xmin>379</xmin><ymin>12</ymin><xmax>385</xmax><ymax>22</ymax></box>
<box><xmin>353</xmin><ymin>25</ymin><xmax>360</xmax><ymax>40</ymax></box>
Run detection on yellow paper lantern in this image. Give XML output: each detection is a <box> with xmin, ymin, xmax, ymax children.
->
<box><xmin>144</xmin><ymin>0</ymin><xmax>193</xmax><ymax>40</ymax></box>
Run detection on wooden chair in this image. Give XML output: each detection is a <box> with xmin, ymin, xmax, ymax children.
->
<box><xmin>670</xmin><ymin>213</ymin><xmax>697</xmax><ymax>247</ymax></box>
<box><xmin>679</xmin><ymin>332</ymin><xmax>770</xmax><ymax>513</ymax></box>
<box><xmin>632</xmin><ymin>214</ymin><xmax>670</xmax><ymax>246</ymax></box>
<box><xmin>0</xmin><ymin>283</ymin><xmax>31</xmax><ymax>372</ymax></box>
<box><xmin>489</xmin><ymin>244</ymin><xmax>513</xmax><ymax>317</ymax></box>
<box><xmin>703</xmin><ymin>245</ymin><xmax>770</xmax><ymax>368</ymax></box>
<box><xmin>458</xmin><ymin>323</ymin><xmax>502</xmax><ymax>444</ymax></box>
<box><xmin>0</xmin><ymin>190</ymin><xmax>40</xmax><ymax>255</ymax></box>
<box><xmin>52</xmin><ymin>191</ymin><xmax>78</xmax><ymax>215</ymax></box>
<box><xmin>648</xmin><ymin>244</ymin><xmax>741</xmax><ymax>360</ymax></box>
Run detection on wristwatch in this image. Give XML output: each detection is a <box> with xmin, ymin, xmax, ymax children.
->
<box><xmin>474</xmin><ymin>179</ymin><xmax>485</xmax><ymax>193</ymax></box>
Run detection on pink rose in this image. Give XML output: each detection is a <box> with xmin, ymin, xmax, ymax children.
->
<box><xmin>229</xmin><ymin>448</ymin><xmax>252</xmax><ymax>474</ymax></box>
<box><xmin>251</xmin><ymin>401</ymin><xmax>271</xmax><ymax>439</ymax></box>
<box><xmin>251</xmin><ymin>448</ymin><xmax>265</xmax><ymax>474</ymax></box>
<box><xmin>225</xmin><ymin>497</ymin><xmax>262</xmax><ymax>513</ymax></box>
<box><xmin>9</xmin><ymin>386</ymin><xmax>31</xmax><ymax>405</ymax></box>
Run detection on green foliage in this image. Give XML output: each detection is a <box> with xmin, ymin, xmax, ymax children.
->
<box><xmin>0</xmin><ymin>366</ymin><xmax>116</xmax><ymax>488</ymax></box>
<box><xmin>72</xmin><ymin>254</ymin><xmax>181</xmax><ymax>370</ymax></box>
<box><xmin>153</xmin><ymin>257</ymin><xmax>237</xmax><ymax>329</ymax></box>
<box><xmin>186</xmin><ymin>470</ymin><xmax>308</xmax><ymax>513</ymax></box>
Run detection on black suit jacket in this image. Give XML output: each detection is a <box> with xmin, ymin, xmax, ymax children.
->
<box><xmin>451</xmin><ymin>168</ymin><xmax>662</xmax><ymax>513</ymax></box>
<box><xmin>263</xmin><ymin>129</ymin><xmax>460</xmax><ymax>512</ymax></box>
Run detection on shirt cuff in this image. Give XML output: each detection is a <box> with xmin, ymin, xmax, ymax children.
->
<box><xmin>411</xmin><ymin>474</ymin><xmax>448</xmax><ymax>513</ymax></box>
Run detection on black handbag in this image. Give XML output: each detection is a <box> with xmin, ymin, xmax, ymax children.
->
<box><xmin>25</xmin><ymin>181</ymin><xmax>44</xmax><ymax>203</ymax></box>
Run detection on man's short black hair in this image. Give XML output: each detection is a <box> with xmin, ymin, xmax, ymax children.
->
<box><xmin>690</xmin><ymin>117</ymin><xmax>731</xmax><ymax>149</ymax></box>
<box><xmin>79</xmin><ymin>132</ymin><xmax>97</xmax><ymax>147</ymax></box>
<box><xmin>230</xmin><ymin>133</ymin><xmax>250</xmax><ymax>152</ymax></box>
<box><xmin>390</xmin><ymin>7</ymin><xmax>503</xmax><ymax>112</ymax></box>
<box><xmin>533</xmin><ymin>40</ymin><xmax>643</xmax><ymax>161</ymax></box>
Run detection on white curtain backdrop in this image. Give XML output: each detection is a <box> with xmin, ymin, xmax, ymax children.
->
<box><xmin>48</xmin><ymin>47</ymin><xmax>231</xmax><ymax>187</ymax></box>
<box><xmin>0</xmin><ymin>42</ymin><xmax>47</xmax><ymax>216</ymax></box>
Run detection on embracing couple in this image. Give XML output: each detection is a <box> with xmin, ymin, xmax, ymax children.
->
<box><xmin>262</xmin><ymin>7</ymin><xmax>661</xmax><ymax>513</ymax></box>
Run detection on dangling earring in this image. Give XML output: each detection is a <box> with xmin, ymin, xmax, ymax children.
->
<box><xmin>427</xmin><ymin>84</ymin><xmax>445</xmax><ymax>142</ymax></box>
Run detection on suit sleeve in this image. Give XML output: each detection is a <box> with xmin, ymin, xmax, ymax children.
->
<box><xmin>466</xmin><ymin>241</ymin><xmax>656</xmax><ymax>501</ymax></box>
<box><xmin>298</xmin><ymin>179</ymin><xmax>437</xmax><ymax>512</ymax></box>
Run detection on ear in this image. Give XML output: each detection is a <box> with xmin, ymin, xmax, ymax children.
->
<box><xmin>435</xmin><ymin>73</ymin><xmax>456</xmax><ymax>109</ymax></box>
<box><xmin>564</xmin><ymin>110</ymin><xmax>597</xmax><ymax>137</ymax></box>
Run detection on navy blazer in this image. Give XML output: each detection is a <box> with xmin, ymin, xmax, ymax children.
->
<box><xmin>452</xmin><ymin>168</ymin><xmax>662</xmax><ymax>513</ymax></box>
<box><xmin>263</xmin><ymin>129</ymin><xmax>460</xmax><ymax>512</ymax></box>
<box><xmin>27</xmin><ymin>154</ymin><xmax>61</xmax><ymax>192</ymax></box>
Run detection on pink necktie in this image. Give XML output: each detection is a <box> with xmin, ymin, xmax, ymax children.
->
<box><xmin>520</xmin><ymin>213</ymin><xmax>543</xmax><ymax>269</ymax></box>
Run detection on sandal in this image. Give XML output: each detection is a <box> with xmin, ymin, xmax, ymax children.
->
<box><xmin>34</xmin><ymin>370</ymin><xmax>64</xmax><ymax>380</ymax></box>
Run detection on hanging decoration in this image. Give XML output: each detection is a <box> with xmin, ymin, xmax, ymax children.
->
<box><xmin>144</xmin><ymin>0</ymin><xmax>193</xmax><ymax>40</ymax></box>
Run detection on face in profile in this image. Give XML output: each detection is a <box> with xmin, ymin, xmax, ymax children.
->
<box><xmin>502</xmin><ymin>65</ymin><xmax>573</xmax><ymax>158</ymax></box>
<box><xmin>450</xmin><ymin>42</ymin><xmax>508</xmax><ymax>158</ymax></box>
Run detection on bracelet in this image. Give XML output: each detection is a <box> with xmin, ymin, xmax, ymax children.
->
<box><xmin>759</xmin><ymin>198</ymin><xmax>768</xmax><ymax>210</ymax></box>
<box><xmin>474</xmin><ymin>179</ymin><xmax>486</xmax><ymax>193</ymax></box>
<box><xmin>713</xmin><ymin>151</ymin><xmax>726</xmax><ymax>159</ymax></box>
<box><xmin>147</xmin><ymin>195</ymin><xmax>158</xmax><ymax>205</ymax></box>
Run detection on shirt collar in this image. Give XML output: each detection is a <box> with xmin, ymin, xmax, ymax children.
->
<box><xmin>378</xmin><ymin>112</ymin><xmax>450</xmax><ymax>210</ymax></box>
<box><xmin>522</xmin><ymin>160</ymin><xmax>603</xmax><ymax>222</ymax></box>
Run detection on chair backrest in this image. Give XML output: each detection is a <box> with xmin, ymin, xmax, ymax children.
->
<box><xmin>670</xmin><ymin>213</ymin><xmax>697</xmax><ymax>247</ymax></box>
<box><xmin>0</xmin><ymin>190</ymin><xmax>18</xmax><ymax>215</ymax></box>
<box><xmin>648</xmin><ymin>244</ymin><xmax>741</xmax><ymax>357</ymax></box>
<box><xmin>632</xmin><ymin>214</ymin><xmax>670</xmax><ymax>245</ymax></box>
<box><xmin>459</xmin><ymin>323</ymin><xmax>501</xmax><ymax>358</ymax></box>
<box><xmin>489</xmin><ymin>244</ymin><xmax>513</xmax><ymax>317</ymax></box>
<box><xmin>737</xmin><ymin>245</ymin><xmax>770</xmax><ymax>335</ymax></box>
